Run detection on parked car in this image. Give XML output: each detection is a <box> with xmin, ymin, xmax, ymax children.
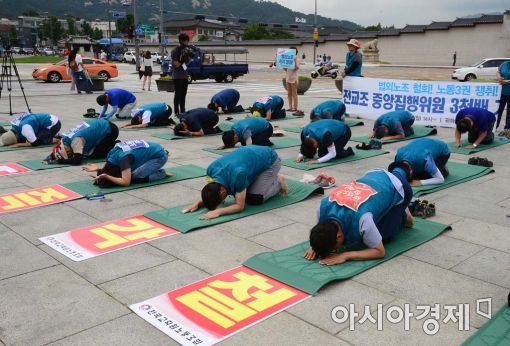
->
<box><xmin>12</xmin><ymin>47</ymin><xmax>20</xmax><ymax>54</ymax></box>
<box><xmin>123</xmin><ymin>51</ymin><xmax>136</xmax><ymax>63</ymax></box>
<box><xmin>42</xmin><ymin>48</ymin><xmax>55</xmax><ymax>56</ymax></box>
<box><xmin>32</xmin><ymin>57</ymin><xmax>119</xmax><ymax>83</ymax></box>
<box><xmin>452</xmin><ymin>58</ymin><xmax>510</xmax><ymax>81</ymax></box>
<box><xmin>151</xmin><ymin>52</ymin><xmax>162</xmax><ymax>64</ymax></box>
<box><xmin>23</xmin><ymin>48</ymin><xmax>34</xmax><ymax>55</ymax></box>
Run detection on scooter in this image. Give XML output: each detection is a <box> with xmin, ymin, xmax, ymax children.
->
<box><xmin>311</xmin><ymin>62</ymin><xmax>339</xmax><ymax>79</ymax></box>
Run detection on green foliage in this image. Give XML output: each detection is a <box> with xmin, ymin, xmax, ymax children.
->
<box><xmin>271</xmin><ymin>30</ymin><xmax>294</xmax><ymax>39</ymax></box>
<box><xmin>242</xmin><ymin>24</ymin><xmax>271</xmax><ymax>40</ymax></box>
<box><xmin>81</xmin><ymin>21</ymin><xmax>94</xmax><ymax>37</ymax></box>
<box><xmin>198</xmin><ymin>34</ymin><xmax>211</xmax><ymax>41</ymax></box>
<box><xmin>116</xmin><ymin>14</ymin><xmax>134</xmax><ymax>34</ymax></box>
<box><xmin>92</xmin><ymin>28</ymin><xmax>103</xmax><ymax>40</ymax></box>
<box><xmin>14</xmin><ymin>56</ymin><xmax>61</xmax><ymax>63</ymax></box>
<box><xmin>39</xmin><ymin>17</ymin><xmax>65</xmax><ymax>43</ymax></box>
<box><xmin>22</xmin><ymin>9</ymin><xmax>39</xmax><ymax>17</ymax></box>
<box><xmin>363</xmin><ymin>23</ymin><xmax>395</xmax><ymax>31</ymax></box>
<box><xmin>67</xmin><ymin>17</ymin><xmax>76</xmax><ymax>35</ymax></box>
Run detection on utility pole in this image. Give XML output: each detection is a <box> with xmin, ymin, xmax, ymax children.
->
<box><xmin>133</xmin><ymin>0</ymin><xmax>140</xmax><ymax>69</ymax></box>
<box><xmin>313</xmin><ymin>0</ymin><xmax>318</xmax><ymax>61</ymax></box>
<box><xmin>107</xmin><ymin>1</ymin><xmax>112</xmax><ymax>60</ymax></box>
<box><xmin>159</xmin><ymin>0</ymin><xmax>165</xmax><ymax>57</ymax></box>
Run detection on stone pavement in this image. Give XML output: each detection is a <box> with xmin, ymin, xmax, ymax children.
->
<box><xmin>0</xmin><ymin>63</ymin><xmax>508</xmax><ymax>345</ymax></box>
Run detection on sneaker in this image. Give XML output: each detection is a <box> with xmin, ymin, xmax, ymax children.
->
<box><xmin>368</xmin><ymin>139</ymin><xmax>382</xmax><ymax>150</ymax></box>
<box><xmin>311</xmin><ymin>172</ymin><xmax>328</xmax><ymax>185</ymax></box>
<box><xmin>356</xmin><ymin>142</ymin><xmax>371</xmax><ymax>150</ymax></box>
<box><xmin>292</xmin><ymin>110</ymin><xmax>305</xmax><ymax>117</ymax></box>
<box><xmin>318</xmin><ymin>176</ymin><xmax>336</xmax><ymax>189</ymax></box>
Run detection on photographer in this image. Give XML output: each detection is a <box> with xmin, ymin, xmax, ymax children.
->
<box><xmin>171</xmin><ymin>33</ymin><xmax>196</xmax><ymax>115</ymax></box>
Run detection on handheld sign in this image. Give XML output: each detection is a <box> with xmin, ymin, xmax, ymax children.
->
<box><xmin>276</xmin><ymin>48</ymin><xmax>296</xmax><ymax>69</ymax></box>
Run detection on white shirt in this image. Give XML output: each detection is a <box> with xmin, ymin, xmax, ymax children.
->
<box><xmin>142</xmin><ymin>57</ymin><xmax>153</xmax><ymax>68</ymax></box>
<box><xmin>21</xmin><ymin>114</ymin><xmax>59</xmax><ymax>144</ymax></box>
<box><xmin>100</xmin><ymin>52</ymin><xmax>107</xmax><ymax>61</ymax></box>
<box><xmin>75</xmin><ymin>54</ymin><xmax>84</xmax><ymax>72</ymax></box>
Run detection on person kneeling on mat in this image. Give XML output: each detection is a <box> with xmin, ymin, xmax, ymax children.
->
<box><xmin>454</xmin><ymin>107</ymin><xmax>496</xmax><ymax>149</ymax></box>
<box><xmin>250</xmin><ymin>95</ymin><xmax>286</xmax><ymax>120</ymax></box>
<box><xmin>296</xmin><ymin>119</ymin><xmax>354</xmax><ymax>165</ymax></box>
<box><xmin>82</xmin><ymin>140</ymin><xmax>170</xmax><ymax>187</ymax></box>
<box><xmin>220</xmin><ymin>117</ymin><xmax>273</xmax><ymax>149</ymax></box>
<box><xmin>388</xmin><ymin>138</ymin><xmax>451</xmax><ymax>187</ymax></box>
<box><xmin>304</xmin><ymin>167</ymin><xmax>414</xmax><ymax>265</ymax></box>
<box><xmin>369</xmin><ymin>110</ymin><xmax>415</xmax><ymax>141</ymax></box>
<box><xmin>173</xmin><ymin>108</ymin><xmax>219</xmax><ymax>136</ymax></box>
<box><xmin>183</xmin><ymin>146</ymin><xmax>288</xmax><ymax>220</ymax></box>
<box><xmin>44</xmin><ymin>119</ymin><xmax>119</xmax><ymax>165</ymax></box>
<box><xmin>208</xmin><ymin>88</ymin><xmax>244</xmax><ymax>114</ymax></box>
<box><xmin>0</xmin><ymin>112</ymin><xmax>61</xmax><ymax>148</ymax></box>
<box><xmin>310</xmin><ymin>100</ymin><xmax>346</xmax><ymax>122</ymax></box>
<box><xmin>96</xmin><ymin>88</ymin><xmax>137</xmax><ymax>120</ymax></box>
<box><xmin>122</xmin><ymin>102</ymin><xmax>174</xmax><ymax>129</ymax></box>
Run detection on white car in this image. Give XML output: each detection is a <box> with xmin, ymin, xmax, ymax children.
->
<box><xmin>452</xmin><ymin>58</ymin><xmax>510</xmax><ymax>81</ymax></box>
<box><xmin>151</xmin><ymin>52</ymin><xmax>162</xmax><ymax>64</ymax></box>
<box><xmin>123</xmin><ymin>51</ymin><xmax>136</xmax><ymax>63</ymax></box>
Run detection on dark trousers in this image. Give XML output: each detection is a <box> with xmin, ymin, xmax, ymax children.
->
<box><xmin>252</xmin><ymin>126</ymin><xmax>274</xmax><ymax>146</ymax></box>
<box><xmin>74</xmin><ymin>71</ymin><xmax>91</xmax><ymax>92</ymax></box>
<box><xmin>403</xmin><ymin>118</ymin><xmax>415</xmax><ymax>137</ymax></box>
<box><xmin>89</xmin><ymin>122</ymin><xmax>119</xmax><ymax>159</ymax></box>
<box><xmin>496</xmin><ymin>94</ymin><xmax>510</xmax><ymax>129</ymax></box>
<box><xmin>151</xmin><ymin>106</ymin><xmax>173</xmax><ymax>126</ymax></box>
<box><xmin>377</xmin><ymin>173</ymin><xmax>413</xmax><ymax>243</ymax></box>
<box><xmin>269</xmin><ymin>99</ymin><xmax>286</xmax><ymax>119</ymax></box>
<box><xmin>225</xmin><ymin>105</ymin><xmax>244</xmax><ymax>114</ymax></box>
<box><xmin>468</xmin><ymin>122</ymin><xmax>495</xmax><ymax>144</ymax></box>
<box><xmin>201</xmin><ymin>113</ymin><xmax>220</xmax><ymax>135</ymax></box>
<box><xmin>318</xmin><ymin>127</ymin><xmax>352</xmax><ymax>159</ymax></box>
<box><xmin>414</xmin><ymin>153</ymin><xmax>451</xmax><ymax>180</ymax></box>
<box><xmin>173</xmin><ymin>79</ymin><xmax>189</xmax><ymax>114</ymax></box>
<box><xmin>36</xmin><ymin>121</ymin><xmax>61</xmax><ymax>145</ymax></box>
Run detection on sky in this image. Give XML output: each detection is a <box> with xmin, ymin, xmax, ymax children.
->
<box><xmin>270</xmin><ymin>0</ymin><xmax>509</xmax><ymax>27</ymax></box>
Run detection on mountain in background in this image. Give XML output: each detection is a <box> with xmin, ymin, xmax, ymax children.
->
<box><xmin>0</xmin><ymin>0</ymin><xmax>360</xmax><ymax>31</ymax></box>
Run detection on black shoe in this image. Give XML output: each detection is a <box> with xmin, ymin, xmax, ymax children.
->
<box><xmin>356</xmin><ymin>142</ymin><xmax>371</xmax><ymax>150</ymax></box>
<box><xmin>345</xmin><ymin>147</ymin><xmax>354</xmax><ymax>156</ymax></box>
<box><xmin>0</xmin><ymin>126</ymin><xmax>6</xmax><ymax>134</ymax></box>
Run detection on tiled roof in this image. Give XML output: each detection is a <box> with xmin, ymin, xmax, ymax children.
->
<box><xmin>350</xmin><ymin>31</ymin><xmax>378</xmax><ymax>38</ymax></box>
<box><xmin>400</xmin><ymin>25</ymin><xmax>428</xmax><ymax>33</ymax></box>
<box><xmin>475</xmin><ymin>14</ymin><xmax>504</xmax><ymax>24</ymax></box>
<box><xmin>450</xmin><ymin>17</ymin><xmax>477</xmax><ymax>27</ymax></box>
<box><xmin>426</xmin><ymin>21</ymin><xmax>451</xmax><ymax>30</ymax></box>
<box><xmin>377</xmin><ymin>28</ymin><xmax>401</xmax><ymax>36</ymax></box>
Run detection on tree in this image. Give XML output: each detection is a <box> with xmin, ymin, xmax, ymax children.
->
<box><xmin>242</xmin><ymin>24</ymin><xmax>271</xmax><ymax>40</ymax></box>
<box><xmin>81</xmin><ymin>21</ymin><xmax>94</xmax><ymax>37</ymax></box>
<box><xmin>198</xmin><ymin>34</ymin><xmax>211</xmax><ymax>41</ymax></box>
<box><xmin>67</xmin><ymin>17</ymin><xmax>76</xmax><ymax>35</ymax></box>
<box><xmin>116</xmin><ymin>14</ymin><xmax>134</xmax><ymax>34</ymax></box>
<box><xmin>39</xmin><ymin>17</ymin><xmax>65</xmax><ymax>44</ymax></box>
<box><xmin>270</xmin><ymin>29</ymin><xmax>294</xmax><ymax>39</ymax></box>
<box><xmin>22</xmin><ymin>9</ymin><xmax>39</xmax><ymax>17</ymax></box>
<box><xmin>92</xmin><ymin>28</ymin><xmax>103</xmax><ymax>40</ymax></box>
<box><xmin>364</xmin><ymin>23</ymin><xmax>382</xmax><ymax>31</ymax></box>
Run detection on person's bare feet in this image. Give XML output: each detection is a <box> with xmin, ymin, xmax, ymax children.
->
<box><xmin>404</xmin><ymin>207</ymin><xmax>414</xmax><ymax>228</ymax></box>
<box><xmin>278</xmin><ymin>174</ymin><xmax>288</xmax><ymax>197</ymax></box>
<box><xmin>165</xmin><ymin>172</ymin><xmax>173</xmax><ymax>177</ymax></box>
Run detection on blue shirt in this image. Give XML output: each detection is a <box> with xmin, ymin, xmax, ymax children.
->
<box><xmin>395</xmin><ymin>138</ymin><xmax>450</xmax><ymax>175</ymax></box>
<box><xmin>311</xmin><ymin>100</ymin><xmax>346</xmax><ymax>120</ymax></box>
<box><xmin>11</xmin><ymin>113</ymin><xmax>53</xmax><ymax>142</ymax></box>
<box><xmin>302</xmin><ymin>119</ymin><xmax>347</xmax><ymax>150</ymax></box>
<box><xmin>344</xmin><ymin>51</ymin><xmax>363</xmax><ymax>77</ymax></box>
<box><xmin>62</xmin><ymin>119</ymin><xmax>112</xmax><ymax>156</ymax></box>
<box><xmin>375</xmin><ymin>111</ymin><xmax>414</xmax><ymax>135</ymax></box>
<box><xmin>253</xmin><ymin>95</ymin><xmax>283</xmax><ymax>113</ymax></box>
<box><xmin>207</xmin><ymin>146</ymin><xmax>278</xmax><ymax>195</ymax></box>
<box><xmin>455</xmin><ymin>108</ymin><xmax>496</xmax><ymax>132</ymax></box>
<box><xmin>181</xmin><ymin>108</ymin><xmax>217</xmax><ymax>132</ymax></box>
<box><xmin>105</xmin><ymin>89</ymin><xmax>136</xmax><ymax>108</ymax></box>
<box><xmin>107</xmin><ymin>141</ymin><xmax>166</xmax><ymax>171</ymax></box>
<box><xmin>211</xmin><ymin>89</ymin><xmax>240</xmax><ymax>110</ymax></box>
<box><xmin>232</xmin><ymin>117</ymin><xmax>271</xmax><ymax>145</ymax></box>
<box><xmin>137</xmin><ymin>103</ymin><xmax>169</xmax><ymax>124</ymax></box>
<box><xmin>318</xmin><ymin>170</ymin><xmax>403</xmax><ymax>246</ymax></box>
<box><xmin>499</xmin><ymin>61</ymin><xmax>510</xmax><ymax>95</ymax></box>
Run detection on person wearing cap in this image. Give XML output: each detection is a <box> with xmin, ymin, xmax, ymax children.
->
<box><xmin>250</xmin><ymin>95</ymin><xmax>286</xmax><ymax>120</ymax></box>
<box><xmin>310</xmin><ymin>100</ymin><xmax>347</xmax><ymax>122</ymax></box>
<box><xmin>82</xmin><ymin>140</ymin><xmax>171</xmax><ymax>188</ymax></box>
<box><xmin>296</xmin><ymin>119</ymin><xmax>354</xmax><ymax>165</ymax></box>
<box><xmin>389</xmin><ymin>138</ymin><xmax>451</xmax><ymax>187</ymax></box>
<box><xmin>220</xmin><ymin>117</ymin><xmax>273</xmax><ymax>149</ymax></box>
<box><xmin>96</xmin><ymin>88</ymin><xmax>137</xmax><ymax>120</ymax></box>
<box><xmin>454</xmin><ymin>107</ymin><xmax>496</xmax><ymax>149</ymax></box>
<box><xmin>44</xmin><ymin>119</ymin><xmax>119</xmax><ymax>165</ymax></box>
<box><xmin>0</xmin><ymin>113</ymin><xmax>61</xmax><ymax>148</ymax></box>
<box><xmin>342</xmin><ymin>39</ymin><xmax>363</xmax><ymax>78</ymax></box>
<box><xmin>370</xmin><ymin>110</ymin><xmax>415</xmax><ymax>141</ymax></box>
<box><xmin>173</xmin><ymin>107</ymin><xmax>219</xmax><ymax>136</ymax></box>
<box><xmin>303</xmin><ymin>167</ymin><xmax>414</xmax><ymax>266</ymax></box>
<box><xmin>208</xmin><ymin>88</ymin><xmax>243</xmax><ymax>114</ymax></box>
<box><xmin>182</xmin><ymin>146</ymin><xmax>288</xmax><ymax>220</ymax></box>
<box><xmin>121</xmin><ymin>102</ymin><xmax>174</xmax><ymax>129</ymax></box>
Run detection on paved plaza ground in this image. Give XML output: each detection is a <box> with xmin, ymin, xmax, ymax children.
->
<box><xmin>0</xmin><ymin>62</ymin><xmax>508</xmax><ymax>345</ymax></box>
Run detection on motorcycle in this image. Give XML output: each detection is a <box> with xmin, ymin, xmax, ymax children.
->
<box><xmin>311</xmin><ymin>62</ymin><xmax>339</xmax><ymax>79</ymax></box>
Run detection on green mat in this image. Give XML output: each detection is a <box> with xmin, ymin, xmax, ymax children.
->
<box><xmin>0</xmin><ymin>143</ymin><xmax>53</xmax><ymax>152</ymax></box>
<box><xmin>62</xmin><ymin>164</ymin><xmax>206</xmax><ymax>196</ymax></box>
<box><xmin>412</xmin><ymin>162</ymin><xmax>494</xmax><ymax>197</ymax></box>
<box><xmin>17</xmin><ymin>158</ymin><xmax>105</xmax><ymax>171</ymax></box>
<box><xmin>282</xmin><ymin>148</ymin><xmax>389</xmax><ymax>171</ymax></box>
<box><xmin>462</xmin><ymin>305</ymin><xmax>510</xmax><ymax>346</ymax></box>
<box><xmin>449</xmin><ymin>138</ymin><xmax>510</xmax><ymax>155</ymax></box>
<box><xmin>0</xmin><ymin>120</ymin><xmax>10</xmax><ymax>126</ymax></box>
<box><xmin>144</xmin><ymin>179</ymin><xmax>323</xmax><ymax>233</ymax></box>
<box><xmin>202</xmin><ymin>138</ymin><xmax>301</xmax><ymax>155</ymax></box>
<box><xmin>151</xmin><ymin>123</ymin><xmax>232</xmax><ymax>140</ymax></box>
<box><xmin>351</xmin><ymin>126</ymin><xmax>437</xmax><ymax>144</ymax></box>
<box><xmin>243</xmin><ymin>218</ymin><xmax>450</xmax><ymax>295</ymax></box>
<box><xmin>231</xmin><ymin>115</ymin><xmax>305</xmax><ymax>123</ymax></box>
<box><xmin>283</xmin><ymin>119</ymin><xmax>364</xmax><ymax>134</ymax></box>
<box><xmin>121</xmin><ymin>125</ymin><xmax>170</xmax><ymax>131</ymax></box>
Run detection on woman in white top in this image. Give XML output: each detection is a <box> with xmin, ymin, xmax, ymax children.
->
<box><xmin>141</xmin><ymin>50</ymin><xmax>153</xmax><ymax>91</ymax></box>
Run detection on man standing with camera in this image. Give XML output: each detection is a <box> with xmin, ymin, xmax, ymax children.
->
<box><xmin>171</xmin><ymin>33</ymin><xmax>194</xmax><ymax>115</ymax></box>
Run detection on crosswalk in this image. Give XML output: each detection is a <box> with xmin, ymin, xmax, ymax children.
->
<box><xmin>187</xmin><ymin>81</ymin><xmax>339</xmax><ymax>95</ymax></box>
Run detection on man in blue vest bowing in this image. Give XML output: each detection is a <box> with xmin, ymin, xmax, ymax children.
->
<box><xmin>0</xmin><ymin>113</ymin><xmax>61</xmax><ymax>147</ymax></box>
<box><xmin>122</xmin><ymin>102</ymin><xmax>173</xmax><ymax>129</ymax></box>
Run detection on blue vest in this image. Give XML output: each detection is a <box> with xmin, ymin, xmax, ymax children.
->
<box><xmin>62</xmin><ymin>119</ymin><xmax>112</xmax><ymax>156</ymax></box>
<box><xmin>253</xmin><ymin>95</ymin><xmax>282</xmax><ymax>112</ymax></box>
<box><xmin>232</xmin><ymin>117</ymin><xmax>271</xmax><ymax>141</ymax></box>
<box><xmin>311</xmin><ymin>100</ymin><xmax>346</xmax><ymax>120</ymax></box>
<box><xmin>345</xmin><ymin>51</ymin><xmax>362</xmax><ymax>77</ymax></box>
<box><xmin>303</xmin><ymin>119</ymin><xmax>346</xmax><ymax>147</ymax></box>
<box><xmin>11</xmin><ymin>113</ymin><xmax>53</xmax><ymax>142</ymax></box>
<box><xmin>107</xmin><ymin>141</ymin><xmax>166</xmax><ymax>170</ymax></box>
<box><xmin>375</xmin><ymin>111</ymin><xmax>413</xmax><ymax>133</ymax></box>
<box><xmin>207</xmin><ymin>146</ymin><xmax>278</xmax><ymax>195</ymax></box>
<box><xmin>318</xmin><ymin>170</ymin><xmax>403</xmax><ymax>245</ymax></box>
<box><xmin>139</xmin><ymin>103</ymin><xmax>168</xmax><ymax>122</ymax></box>
<box><xmin>499</xmin><ymin>61</ymin><xmax>510</xmax><ymax>95</ymax></box>
<box><xmin>395</xmin><ymin>138</ymin><xmax>450</xmax><ymax>174</ymax></box>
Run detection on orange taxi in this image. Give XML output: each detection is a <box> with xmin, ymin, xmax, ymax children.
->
<box><xmin>32</xmin><ymin>57</ymin><xmax>119</xmax><ymax>83</ymax></box>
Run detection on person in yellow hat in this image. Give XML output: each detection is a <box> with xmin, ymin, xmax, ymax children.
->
<box><xmin>250</xmin><ymin>95</ymin><xmax>285</xmax><ymax>120</ymax></box>
<box><xmin>342</xmin><ymin>39</ymin><xmax>363</xmax><ymax>78</ymax></box>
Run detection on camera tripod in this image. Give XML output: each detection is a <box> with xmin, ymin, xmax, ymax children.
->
<box><xmin>0</xmin><ymin>50</ymin><xmax>31</xmax><ymax>115</ymax></box>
